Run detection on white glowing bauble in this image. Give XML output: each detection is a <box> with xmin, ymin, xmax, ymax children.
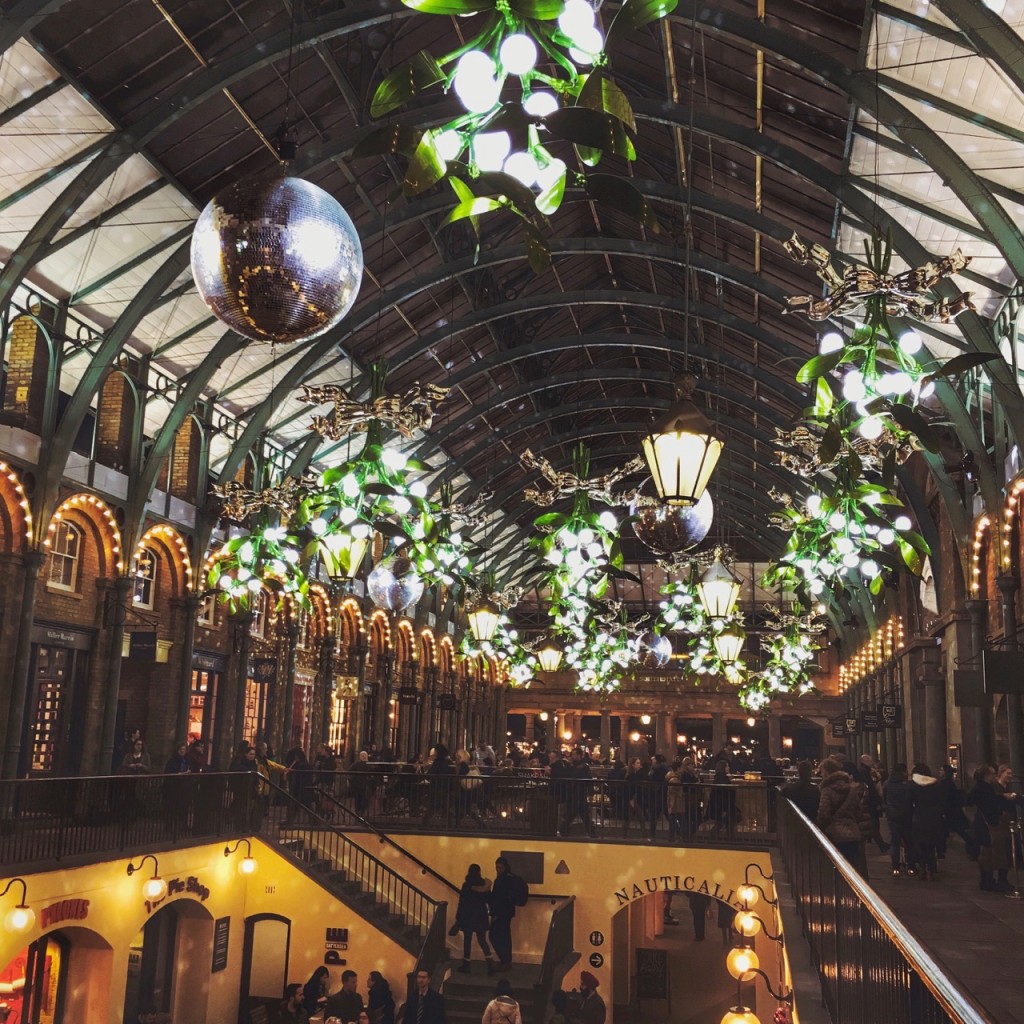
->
<box><xmin>877</xmin><ymin>527</ymin><xmax>896</xmax><ymax>545</ymax></box>
<box><xmin>558</xmin><ymin>0</ymin><xmax>596</xmax><ymax>40</ymax></box>
<box><xmin>350</xmin><ymin>522</ymin><xmax>371</xmax><ymax>539</ymax></box>
<box><xmin>247</xmin><ymin>578</ymin><xmax>262</xmax><ymax>593</ymax></box>
<box><xmin>474</xmin><ymin>131</ymin><xmax>512</xmax><ymax>172</ymax></box>
<box><xmin>342</xmin><ymin>474</ymin><xmax>361</xmax><ymax>498</ymax></box>
<box><xmin>919</xmin><ymin>381</ymin><xmax>936</xmax><ymax>399</ymax></box>
<box><xmin>859</xmin><ymin>416</ymin><xmax>884</xmax><ymax>440</ymax></box>
<box><xmin>500</xmin><ymin>33</ymin><xmax>538</xmax><ymax>74</ymax></box>
<box><xmin>806</xmin><ymin>494</ymin><xmax>823</xmax><ymax>517</ymax></box>
<box><xmin>884</xmin><ymin>371</ymin><xmax>914</xmax><ymax>395</ymax></box>
<box><xmin>578</xmin><ymin>528</ymin><xmax>595</xmax><ymax>546</ymax></box>
<box><xmin>809</xmin><ymin>579</ymin><xmax>825</xmax><ymax>595</ymax></box>
<box><xmin>456</xmin><ymin>72</ymin><xmax>500</xmax><ymax>114</ymax></box>
<box><xmin>503</xmin><ymin>151</ymin><xmax>539</xmax><ymax>186</ymax></box>
<box><xmin>842</xmin><ymin>552</ymin><xmax>861</xmax><ymax>569</ymax></box>
<box><xmin>819</xmin><ymin>331</ymin><xmax>844</xmax><ymax>354</ymax></box>
<box><xmin>861</xmin><ymin>559</ymin><xmax>880</xmax><ymax>578</ymax></box>
<box><xmin>894</xmin><ymin>515</ymin><xmax>912</xmax><ymax>531</ymax></box>
<box><xmin>380</xmin><ymin>449</ymin><xmax>408</xmax><ymax>471</ymax></box>
<box><xmin>409</xmin><ymin>480</ymin><xmax>427</xmax><ymax>497</ymax></box>
<box><xmin>828</xmin><ymin>511</ymin><xmax>847</xmax><ymax>530</ymax></box>
<box><xmin>842</xmin><ymin>372</ymin><xmax>867</xmax><ymax>402</ymax></box>
<box><xmin>835</xmin><ymin>536</ymin><xmax>855</xmax><ymax>555</ymax></box>
<box><xmin>239</xmin><ymin>541</ymin><xmax>254</xmax><ymax>563</ymax></box>
<box><xmin>524</xmin><ymin>91</ymin><xmax>559</xmax><ymax>117</ymax></box>
<box><xmin>898</xmin><ymin>330</ymin><xmax>923</xmax><ymax>355</ymax></box>
<box><xmin>435</xmin><ymin>129</ymin><xmax>464</xmax><ymax>161</ymax></box>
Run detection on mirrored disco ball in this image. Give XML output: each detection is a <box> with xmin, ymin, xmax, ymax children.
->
<box><xmin>367</xmin><ymin>556</ymin><xmax>424</xmax><ymax>612</ymax></box>
<box><xmin>638</xmin><ymin>631</ymin><xmax>673</xmax><ymax>669</ymax></box>
<box><xmin>632</xmin><ymin>489</ymin><xmax>713</xmax><ymax>555</ymax></box>
<box><xmin>190</xmin><ymin>175</ymin><xmax>363</xmax><ymax>345</ymax></box>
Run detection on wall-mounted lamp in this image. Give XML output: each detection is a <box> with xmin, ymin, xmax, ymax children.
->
<box><xmin>225</xmin><ymin>838</ymin><xmax>259</xmax><ymax>876</ymax></box>
<box><xmin>0</xmin><ymin>878</ymin><xmax>34</xmax><ymax>935</ymax></box>
<box><xmin>640</xmin><ymin>714</ymin><xmax>652</xmax><ymax>726</ymax></box>
<box><xmin>538</xmin><ymin>711</ymin><xmax>549</xmax><ymax>722</ymax></box>
<box><xmin>629</xmin><ymin>730</ymin><xmax>642</xmax><ymax>743</ymax></box>
<box><xmin>721</xmin><ymin>1007</ymin><xmax>760</xmax><ymax>1024</ymax></box>
<box><xmin>127</xmin><ymin>854</ymin><xmax>167</xmax><ymax>902</ymax></box>
<box><xmin>736</xmin><ymin>881</ymin><xmax>778</xmax><ymax>910</ymax></box>
<box><xmin>733</xmin><ymin>910</ymin><xmax>782</xmax><ymax>942</ymax></box>
<box><xmin>726</xmin><ymin>944</ymin><xmax>793</xmax><ymax>1006</ymax></box>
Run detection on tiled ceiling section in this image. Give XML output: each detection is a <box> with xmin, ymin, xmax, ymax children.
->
<box><xmin>0</xmin><ymin>0</ymin><xmax>1016</xmax><ymax>569</ymax></box>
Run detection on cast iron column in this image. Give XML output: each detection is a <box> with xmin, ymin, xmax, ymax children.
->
<box><xmin>99</xmin><ymin>576</ymin><xmax>132</xmax><ymax>774</ymax></box>
<box><xmin>997</xmin><ymin>574</ymin><xmax>1024</xmax><ymax>787</ymax></box>
<box><xmin>174</xmin><ymin>594</ymin><xmax>201</xmax><ymax>747</ymax></box>
<box><xmin>967</xmin><ymin>597</ymin><xmax>995</xmax><ymax>766</ymax></box>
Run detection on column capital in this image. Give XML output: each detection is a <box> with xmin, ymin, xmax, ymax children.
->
<box><xmin>997</xmin><ymin>573</ymin><xmax>1020</xmax><ymax>597</ymax></box>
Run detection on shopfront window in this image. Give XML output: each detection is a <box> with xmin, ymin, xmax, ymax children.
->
<box><xmin>1</xmin><ymin>932</ymin><xmax>68</xmax><ymax>1023</ymax></box>
<box><xmin>188</xmin><ymin>669</ymin><xmax>218</xmax><ymax>751</ymax></box>
<box><xmin>133</xmin><ymin>548</ymin><xmax>157</xmax><ymax>609</ymax></box>
<box><xmin>47</xmin><ymin>521</ymin><xmax>81</xmax><ymax>591</ymax></box>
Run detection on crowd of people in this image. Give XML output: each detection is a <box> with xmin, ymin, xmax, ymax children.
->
<box><xmin>781</xmin><ymin>754</ymin><xmax>1022</xmax><ymax>892</ymax></box>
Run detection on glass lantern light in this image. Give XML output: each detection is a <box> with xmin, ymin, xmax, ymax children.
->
<box><xmin>467</xmin><ymin>597</ymin><xmax>501</xmax><ymax>643</ymax></box>
<box><xmin>713</xmin><ymin>623</ymin><xmax>747</xmax><ymax>665</ymax></box>
<box><xmin>698</xmin><ymin>555</ymin><xmax>741</xmax><ymax>619</ymax></box>
<box><xmin>536</xmin><ymin>636</ymin><xmax>565</xmax><ymax>673</ymax></box>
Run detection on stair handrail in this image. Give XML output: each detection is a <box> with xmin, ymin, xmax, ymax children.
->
<box><xmin>264</xmin><ymin>780</ymin><xmax>448</xmax><ymax>963</ymax></box>
<box><xmin>316</xmin><ymin>781</ymin><xmax>460</xmax><ymax>896</ymax></box>
<box><xmin>532</xmin><ymin>895</ymin><xmax>576</xmax><ymax>1024</ymax></box>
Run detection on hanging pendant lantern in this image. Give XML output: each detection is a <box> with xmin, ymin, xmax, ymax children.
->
<box><xmin>321</xmin><ymin>529</ymin><xmax>370</xmax><ymax>581</ymax></box>
<box><xmin>713</xmin><ymin>622</ymin><xmax>747</xmax><ymax>665</ymax></box>
<box><xmin>698</xmin><ymin>555</ymin><xmax>741</xmax><ymax>619</ymax></box>
<box><xmin>467</xmin><ymin>597</ymin><xmax>501</xmax><ymax>643</ymax></box>
<box><xmin>536</xmin><ymin>636</ymin><xmax>565</xmax><ymax>673</ymax></box>
<box><xmin>641</xmin><ymin>375</ymin><xmax>724</xmax><ymax>506</ymax></box>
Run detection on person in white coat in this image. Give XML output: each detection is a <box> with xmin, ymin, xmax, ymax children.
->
<box><xmin>481</xmin><ymin>980</ymin><xmax>521</xmax><ymax>1024</ymax></box>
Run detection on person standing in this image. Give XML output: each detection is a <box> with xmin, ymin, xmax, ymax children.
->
<box><xmin>684</xmin><ymin>891</ymin><xmax>711</xmax><ymax>941</ymax></box>
<box><xmin>403</xmin><ymin>968</ymin><xmax>446</xmax><ymax>1024</ymax></box>
<box><xmin>567</xmin><ymin>971</ymin><xmax>605</xmax><ymax>1024</ymax></box>
<box><xmin>489</xmin><ymin>856</ymin><xmax>526</xmax><ymax>969</ymax></box>
<box><xmin>455</xmin><ymin>863</ymin><xmax>495</xmax><ymax>974</ymax></box>
<box><xmin>883</xmin><ymin>764</ymin><xmax>914</xmax><ymax>876</ymax></box>
<box><xmin>324</xmin><ymin>970</ymin><xmax>363</xmax><ymax>1023</ymax></box>
<box><xmin>780</xmin><ymin>761</ymin><xmax>821</xmax><ymax>823</ymax></box>
<box><xmin>817</xmin><ymin>758</ymin><xmax>873</xmax><ymax>877</ymax></box>
<box><xmin>302</xmin><ymin>966</ymin><xmax>329</xmax><ymax>1016</ymax></box>
<box><xmin>481</xmin><ymin>979</ymin><xmax>522</xmax><ymax>1024</ymax></box>
<box><xmin>367</xmin><ymin>970</ymin><xmax>396</xmax><ymax>1024</ymax></box>
<box><xmin>909</xmin><ymin>763</ymin><xmax>945</xmax><ymax>880</ymax></box>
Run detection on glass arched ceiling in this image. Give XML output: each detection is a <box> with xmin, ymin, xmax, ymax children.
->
<box><xmin>0</xmin><ymin>0</ymin><xmax>1020</xmax><ymax>574</ymax></box>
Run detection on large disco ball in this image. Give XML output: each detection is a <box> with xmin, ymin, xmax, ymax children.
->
<box><xmin>638</xmin><ymin>631</ymin><xmax>673</xmax><ymax>669</ymax></box>
<box><xmin>632</xmin><ymin>489</ymin><xmax>713</xmax><ymax>555</ymax></box>
<box><xmin>190</xmin><ymin>175</ymin><xmax>363</xmax><ymax>345</ymax></box>
<box><xmin>367</xmin><ymin>556</ymin><xmax>424</xmax><ymax>612</ymax></box>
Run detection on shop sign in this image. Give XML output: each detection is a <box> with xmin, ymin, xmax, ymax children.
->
<box><xmin>438</xmin><ymin>694</ymin><xmax>457</xmax><ymax>711</ymax></box>
<box><xmin>844</xmin><ymin>716</ymin><xmax>860</xmax><ymax>736</ymax></box>
<box><xmin>612</xmin><ymin>874</ymin><xmax>742</xmax><ymax>909</ymax></box>
<box><xmin>397</xmin><ymin>686</ymin><xmax>420</xmax><ymax>706</ymax></box>
<box><xmin>830</xmin><ymin>719</ymin><xmax>847</xmax><ymax>739</ymax></box>
<box><xmin>40</xmin><ymin>897</ymin><xmax>89</xmax><ymax>928</ymax></box>
<box><xmin>128</xmin><ymin>631</ymin><xmax>157</xmax><ymax>660</ymax></box>
<box><xmin>879</xmin><ymin>703</ymin><xmax>903</xmax><ymax>728</ymax></box>
<box><xmin>335</xmin><ymin>674</ymin><xmax>360</xmax><ymax>698</ymax></box>
<box><xmin>295</xmin><ymin>669</ymin><xmax>316</xmax><ymax>688</ymax></box>
<box><xmin>250</xmin><ymin>657</ymin><xmax>277</xmax><ymax>683</ymax></box>
<box><xmin>148</xmin><ymin>875</ymin><xmax>211</xmax><ymax>914</ymax></box>
<box><xmin>31</xmin><ymin>623</ymin><xmax>93</xmax><ymax>650</ymax></box>
<box><xmin>194</xmin><ymin>650</ymin><xmax>227</xmax><ymax>672</ymax></box>
<box><xmin>212</xmin><ymin>917</ymin><xmax>230</xmax><ymax>973</ymax></box>
<box><xmin>325</xmin><ymin>927</ymin><xmax>349</xmax><ymax>965</ymax></box>
<box><xmin>859</xmin><ymin>709</ymin><xmax>881</xmax><ymax>732</ymax></box>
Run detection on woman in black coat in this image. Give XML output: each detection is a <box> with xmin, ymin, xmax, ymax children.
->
<box><xmin>909</xmin><ymin>764</ymin><xmax>946</xmax><ymax>880</ymax></box>
<box><xmin>968</xmin><ymin>764</ymin><xmax>1016</xmax><ymax>891</ymax></box>
<box><xmin>367</xmin><ymin>970</ymin><xmax>395</xmax><ymax>1024</ymax></box>
<box><xmin>454</xmin><ymin>863</ymin><xmax>494</xmax><ymax>974</ymax></box>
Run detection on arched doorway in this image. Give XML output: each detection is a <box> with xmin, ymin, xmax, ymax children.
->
<box><xmin>122</xmin><ymin>901</ymin><xmax>214</xmax><ymax>1024</ymax></box>
<box><xmin>1</xmin><ymin>927</ymin><xmax>113</xmax><ymax>1023</ymax></box>
<box><xmin>239</xmin><ymin>914</ymin><xmax>292</xmax><ymax>1021</ymax></box>
<box><xmin>610</xmin><ymin>890</ymin><xmax>767</xmax><ymax>1024</ymax></box>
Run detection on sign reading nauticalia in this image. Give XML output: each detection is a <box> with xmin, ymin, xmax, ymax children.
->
<box><xmin>613</xmin><ymin>874</ymin><xmax>744</xmax><ymax>909</ymax></box>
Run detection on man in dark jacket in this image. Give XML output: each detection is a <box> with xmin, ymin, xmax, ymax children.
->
<box><xmin>909</xmin><ymin>764</ymin><xmax>946</xmax><ymax>880</ymax></box>
<box><xmin>883</xmin><ymin>764</ymin><xmax>914</xmax><ymax>875</ymax></box>
<box><xmin>780</xmin><ymin>761</ymin><xmax>820</xmax><ymax>823</ymax></box>
<box><xmin>489</xmin><ymin>855</ymin><xmax>523</xmax><ymax>968</ymax></box>
<box><xmin>323</xmin><ymin>970</ymin><xmax>363</xmax><ymax>1023</ymax></box>
<box><xmin>403</xmin><ymin>968</ymin><xmax>446</xmax><ymax>1024</ymax></box>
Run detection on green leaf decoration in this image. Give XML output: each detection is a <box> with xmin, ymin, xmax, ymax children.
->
<box><xmin>442</xmin><ymin>196</ymin><xmax>504</xmax><ymax>226</ymax></box>
<box><xmin>795</xmin><ymin>349</ymin><xmax>844</xmax><ymax>384</ymax></box>
<box><xmin>575</xmin><ymin>143</ymin><xmax>603</xmax><ymax>168</ymax></box>
<box><xmin>404</xmin><ymin>131</ymin><xmax>447</xmax><ymax>196</ymax></box>
<box><xmin>370</xmin><ymin>51</ymin><xmax>446</xmax><ymax>118</ymax></box>
<box><xmin>546</xmin><ymin>107</ymin><xmax>636</xmax><ymax>159</ymax></box>
<box><xmin>374</xmin><ymin>521</ymin><xmax>409</xmax><ymax>540</ymax></box>
<box><xmin>897</xmin><ymin>537</ymin><xmax>924</xmax><ymax>575</ymax></box>
<box><xmin>472</xmin><ymin>170</ymin><xmax>539</xmax><ymax>214</ymax></box>
<box><xmin>925</xmin><ymin>351</ymin><xmax>999</xmax><ymax>381</ymax></box>
<box><xmin>535</xmin><ymin>164</ymin><xmax>567</xmax><ymax>215</ymax></box>
<box><xmin>401</xmin><ymin>0</ymin><xmax>492</xmax><ymax>13</ymax></box>
<box><xmin>605</xmin><ymin>0</ymin><xmax>678</xmax><ymax>50</ymax></box>
<box><xmin>352</xmin><ymin>125</ymin><xmax>423</xmax><ymax>160</ymax></box>
<box><xmin>534</xmin><ymin>512</ymin><xmax>569</xmax><ymax>529</ymax></box>
<box><xmin>604</xmin><ymin>565</ymin><xmax>642</xmax><ymax>583</ymax></box>
<box><xmin>881</xmin><ymin>447</ymin><xmax>897</xmax><ymax>489</ymax></box>
<box><xmin>508</xmin><ymin>0</ymin><xmax>564</xmax><ymax>18</ymax></box>
<box><xmin>899</xmin><ymin>528</ymin><xmax>931</xmax><ymax>555</ymax></box>
<box><xmin>887</xmin><ymin>403</ymin><xmax>941</xmax><ymax>453</ymax></box>
<box><xmin>584</xmin><ymin>173</ymin><xmax>658</xmax><ymax>231</ymax></box>
<box><xmin>813</xmin><ymin>376</ymin><xmax>834</xmax><ymax>417</ymax></box>
<box><xmin>577</xmin><ymin>71</ymin><xmax>637</xmax><ymax>132</ymax></box>
<box><xmin>819</xmin><ymin>420</ymin><xmax>843</xmax><ymax>465</ymax></box>
<box><xmin>869</xmin><ymin>574</ymin><xmax>885</xmax><ymax>596</ymax></box>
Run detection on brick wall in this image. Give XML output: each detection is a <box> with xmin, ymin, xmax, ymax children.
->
<box><xmin>0</xmin><ymin>311</ymin><xmax>54</xmax><ymax>433</ymax></box>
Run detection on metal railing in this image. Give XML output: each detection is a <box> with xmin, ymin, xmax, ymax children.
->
<box><xmin>533</xmin><ymin>896</ymin><xmax>576</xmax><ymax>1024</ymax></box>
<box><xmin>316</xmin><ymin>768</ymin><xmax>775</xmax><ymax>844</ymax></box>
<box><xmin>0</xmin><ymin>772</ymin><xmax>245</xmax><ymax>872</ymax></box>
<box><xmin>778</xmin><ymin>797</ymin><xmax>995</xmax><ymax>1024</ymax></box>
<box><xmin>267</xmin><ymin>781</ymin><xmax>447</xmax><ymax>961</ymax></box>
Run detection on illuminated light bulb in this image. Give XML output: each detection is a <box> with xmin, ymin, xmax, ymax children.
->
<box><xmin>499</xmin><ymin>33</ymin><xmax>537</xmax><ymax>74</ymax></box>
<box><xmin>842</xmin><ymin>552</ymin><xmax>861</xmax><ymax>569</ymax></box>
<box><xmin>435</xmin><ymin>129</ymin><xmax>464</xmax><ymax>161</ymax></box>
<box><xmin>454</xmin><ymin>49</ymin><xmax>496</xmax><ymax>92</ymax></box>
<box><xmin>720</xmin><ymin>1009</ymin><xmax>760</xmax><ymax>1024</ymax></box>
<box><xmin>828</xmin><ymin>511</ymin><xmax>846</xmax><ymax>530</ymax></box>
<box><xmin>598</xmin><ymin>510</ymin><xmax>618</xmax><ymax>531</ymax></box>
<box><xmin>726</xmin><ymin>945</ymin><xmax>760</xmax><ymax>980</ymax></box>
<box><xmin>894</xmin><ymin>515</ymin><xmax>912</xmax><ymax>531</ymax></box>
<box><xmin>503</xmin><ymin>150</ymin><xmax>539</xmax><ymax>186</ymax></box>
<box><xmin>835</xmin><ymin>536</ymin><xmax>855</xmax><ymax>555</ymax></box>
<box><xmin>898</xmin><ymin>330</ymin><xmax>923</xmax><ymax>355</ymax></box>
<box><xmin>341</xmin><ymin>474</ymin><xmax>361</xmax><ymax>498</ymax></box>
<box><xmin>569</xmin><ymin>32</ymin><xmax>603</xmax><ymax>63</ymax></box>
<box><xmin>524</xmin><ymin>91</ymin><xmax>559</xmax><ymax>117</ymax></box>
<box><xmin>859</xmin><ymin>416</ymin><xmax>884</xmax><ymax>440</ymax></box>
<box><xmin>819</xmin><ymin>331</ymin><xmax>844</xmax><ymax>354</ymax></box>
<box><xmin>238</xmin><ymin>856</ymin><xmax>258</xmax><ymax>876</ymax></box>
<box><xmin>735</xmin><ymin>910</ymin><xmax>760</xmax><ymax>936</ymax></box>
<box><xmin>4</xmin><ymin>903</ymin><xmax>35</xmax><ymax>934</ymax></box>
<box><xmin>877</xmin><ymin>527</ymin><xmax>896</xmax><ymax>545</ymax></box>
<box><xmin>473</xmin><ymin>131</ymin><xmax>512</xmax><ymax>172</ymax></box>
<box><xmin>558</xmin><ymin>0</ymin><xmax>596</xmax><ymax>40</ymax></box>
<box><xmin>142</xmin><ymin>876</ymin><xmax>168</xmax><ymax>902</ymax></box>
<box><xmin>919</xmin><ymin>381</ymin><xmax>936</xmax><ymax>399</ymax></box>
<box><xmin>842</xmin><ymin>372</ymin><xmax>867</xmax><ymax>402</ymax></box>
<box><xmin>806</xmin><ymin>494</ymin><xmax>822</xmax><ymax>517</ymax></box>
<box><xmin>861</xmin><ymin>559</ymin><xmax>880</xmax><ymax>578</ymax></box>
<box><xmin>381</xmin><ymin>449</ymin><xmax>408</xmax><ymax>471</ymax></box>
